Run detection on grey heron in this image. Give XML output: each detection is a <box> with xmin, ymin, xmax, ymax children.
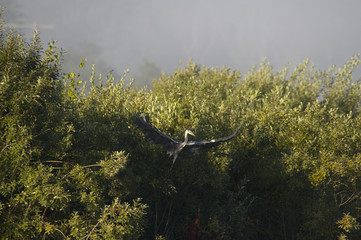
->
<box><xmin>134</xmin><ymin>114</ymin><xmax>240</xmax><ymax>168</ymax></box>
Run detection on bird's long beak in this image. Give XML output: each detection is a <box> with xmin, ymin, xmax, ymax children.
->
<box><xmin>188</xmin><ymin>130</ymin><xmax>195</xmax><ymax>137</ymax></box>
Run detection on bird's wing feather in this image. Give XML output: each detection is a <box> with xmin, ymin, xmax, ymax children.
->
<box><xmin>134</xmin><ymin>114</ymin><xmax>180</xmax><ymax>154</ymax></box>
<box><xmin>183</xmin><ymin>125</ymin><xmax>241</xmax><ymax>153</ymax></box>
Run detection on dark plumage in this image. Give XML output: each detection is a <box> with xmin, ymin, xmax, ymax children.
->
<box><xmin>134</xmin><ymin>114</ymin><xmax>240</xmax><ymax>167</ymax></box>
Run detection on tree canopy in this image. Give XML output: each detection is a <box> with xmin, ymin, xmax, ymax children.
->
<box><xmin>1</xmin><ymin>14</ymin><xmax>361</xmax><ymax>240</ymax></box>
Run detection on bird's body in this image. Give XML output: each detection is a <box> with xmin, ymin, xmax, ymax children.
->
<box><xmin>169</xmin><ymin>129</ymin><xmax>195</xmax><ymax>163</ymax></box>
<box><xmin>134</xmin><ymin>114</ymin><xmax>240</xmax><ymax>168</ymax></box>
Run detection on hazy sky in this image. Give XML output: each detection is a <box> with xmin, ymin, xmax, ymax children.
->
<box><xmin>2</xmin><ymin>0</ymin><xmax>361</xmax><ymax>85</ymax></box>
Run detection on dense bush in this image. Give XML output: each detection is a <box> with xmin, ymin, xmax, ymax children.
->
<box><xmin>1</xmin><ymin>13</ymin><xmax>361</xmax><ymax>239</ymax></box>
<box><xmin>0</xmin><ymin>21</ymin><xmax>147</xmax><ymax>239</ymax></box>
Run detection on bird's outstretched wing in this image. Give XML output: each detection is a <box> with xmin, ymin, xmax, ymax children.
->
<box><xmin>134</xmin><ymin>114</ymin><xmax>180</xmax><ymax>154</ymax></box>
<box><xmin>183</xmin><ymin>125</ymin><xmax>241</xmax><ymax>154</ymax></box>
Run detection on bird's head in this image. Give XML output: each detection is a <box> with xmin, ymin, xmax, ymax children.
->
<box><xmin>185</xmin><ymin>129</ymin><xmax>195</xmax><ymax>137</ymax></box>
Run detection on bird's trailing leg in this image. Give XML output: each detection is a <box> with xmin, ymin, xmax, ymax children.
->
<box><xmin>169</xmin><ymin>154</ymin><xmax>178</xmax><ymax>171</ymax></box>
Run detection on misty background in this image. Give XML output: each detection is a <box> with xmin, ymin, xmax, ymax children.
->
<box><xmin>2</xmin><ymin>0</ymin><xmax>361</xmax><ymax>87</ymax></box>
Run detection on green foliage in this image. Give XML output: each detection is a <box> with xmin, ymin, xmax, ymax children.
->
<box><xmin>69</xmin><ymin>198</ymin><xmax>147</xmax><ymax>240</ymax></box>
<box><xmin>0</xmin><ymin>21</ymin><xmax>147</xmax><ymax>239</ymax></box>
<box><xmin>2</xmin><ymin>11</ymin><xmax>361</xmax><ymax>240</ymax></box>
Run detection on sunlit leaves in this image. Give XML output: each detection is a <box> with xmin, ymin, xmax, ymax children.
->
<box><xmin>99</xmin><ymin>151</ymin><xmax>128</xmax><ymax>178</ymax></box>
<box><xmin>0</xmin><ymin>22</ymin><xmax>147</xmax><ymax>239</ymax></box>
<box><xmin>338</xmin><ymin>213</ymin><xmax>360</xmax><ymax>233</ymax></box>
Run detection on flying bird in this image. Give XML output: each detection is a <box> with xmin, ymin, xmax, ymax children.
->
<box><xmin>134</xmin><ymin>114</ymin><xmax>240</xmax><ymax>168</ymax></box>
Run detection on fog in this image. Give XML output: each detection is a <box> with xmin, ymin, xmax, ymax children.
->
<box><xmin>2</xmin><ymin>0</ymin><xmax>361</xmax><ymax>86</ymax></box>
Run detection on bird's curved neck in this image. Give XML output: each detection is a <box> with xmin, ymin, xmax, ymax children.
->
<box><xmin>184</xmin><ymin>131</ymin><xmax>190</xmax><ymax>143</ymax></box>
